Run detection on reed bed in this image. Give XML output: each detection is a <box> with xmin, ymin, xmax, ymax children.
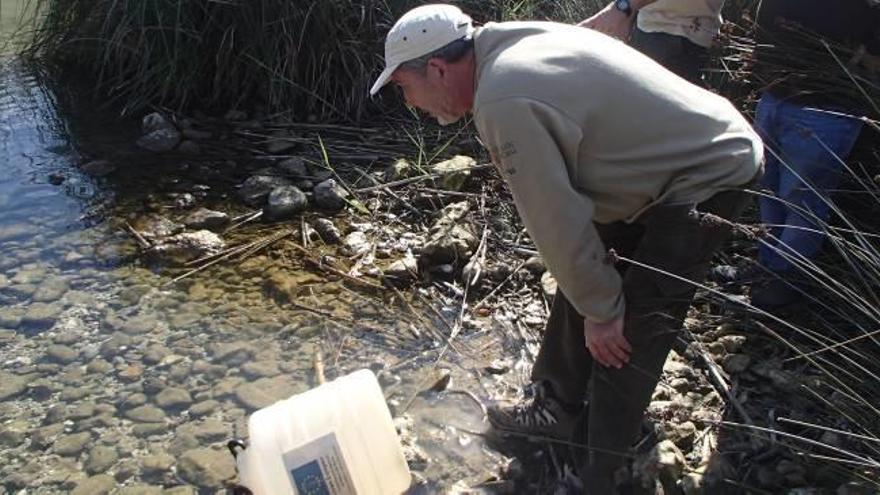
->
<box><xmin>19</xmin><ymin>0</ymin><xmax>599</xmax><ymax>119</ymax></box>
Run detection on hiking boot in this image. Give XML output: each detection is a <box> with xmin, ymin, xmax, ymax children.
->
<box><xmin>487</xmin><ymin>382</ymin><xmax>582</xmax><ymax>439</ymax></box>
<box><xmin>751</xmin><ymin>278</ymin><xmax>804</xmax><ymax>312</ymax></box>
<box><xmin>709</xmin><ymin>264</ymin><xmax>766</xmax><ymax>285</ymax></box>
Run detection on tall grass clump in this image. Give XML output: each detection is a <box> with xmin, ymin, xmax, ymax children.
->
<box><xmin>20</xmin><ymin>0</ymin><xmax>599</xmax><ymax>120</ymax></box>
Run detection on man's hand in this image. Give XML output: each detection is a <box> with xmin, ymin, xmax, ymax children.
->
<box><xmin>578</xmin><ymin>3</ymin><xmax>634</xmax><ymax>41</ymax></box>
<box><xmin>584</xmin><ymin>314</ymin><xmax>631</xmax><ymax>368</ymax></box>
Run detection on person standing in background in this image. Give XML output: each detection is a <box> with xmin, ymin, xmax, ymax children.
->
<box><xmin>736</xmin><ymin>0</ymin><xmax>880</xmax><ymax>310</ymax></box>
<box><xmin>580</xmin><ymin>0</ymin><xmax>725</xmax><ymax>84</ymax></box>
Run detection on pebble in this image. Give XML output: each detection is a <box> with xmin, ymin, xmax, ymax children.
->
<box><xmin>69</xmin><ymin>402</ymin><xmax>96</xmax><ymax>420</ymax></box>
<box><xmin>313</xmin><ymin>179</ymin><xmax>349</xmax><ymax>211</ymax></box>
<box><xmin>85</xmin><ymin>446</ymin><xmax>118</xmax><ymax>474</ymax></box>
<box><xmin>70</xmin><ymin>474</ymin><xmax>116</xmax><ymax>495</ymax></box>
<box><xmin>722</xmin><ymin>353</ymin><xmax>751</xmax><ymax>374</ymax></box>
<box><xmin>241</xmin><ymin>360</ymin><xmax>281</xmax><ymax>379</ymax></box>
<box><xmin>119</xmin><ymin>364</ymin><xmax>144</xmax><ymax>382</ymax></box>
<box><xmin>121</xmin><ymin>393</ymin><xmax>148</xmax><ymax>410</ymax></box>
<box><xmin>54</xmin><ymin>431</ymin><xmax>93</xmax><ymax>456</ymax></box>
<box><xmin>0</xmin><ymin>371</ymin><xmax>29</xmax><ymax>399</ymax></box>
<box><xmin>141</xmin><ymin>452</ymin><xmax>175</xmax><ymax>475</ymax></box>
<box><xmin>177</xmin><ymin>447</ymin><xmax>236</xmax><ymax>488</ymax></box>
<box><xmin>46</xmin><ymin>344</ymin><xmax>78</xmax><ymax>364</ymax></box>
<box><xmin>32</xmin><ymin>277</ymin><xmax>70</xmax><ymax>303</ymax></box>
<box><xmin>133</xmin><ymin>423</ymin><xmax>171</xmax><ymax>437</ymax></box>
<box><xmin>21</xmin><ymin>302</ymin><xmax>63</xmax><ymax>329</ymax></box>
<box><xmin>156</xmin><ymin>387</ymin><xmax>193</xmax><ymax>409</ymax></box>
<box><xmin>125</xmin><ymin>405</ymin><xmax>167</xmax><ymax>423</ymax></box>
<box><xmin>189</xmin><ymin>399</ymin><xmax>220</xmax><ymax>418</ymax></box>
<box><xmin>234</xmin><ymin>376</ymin><xmax>299</xmax><ymax>410</ymax></box>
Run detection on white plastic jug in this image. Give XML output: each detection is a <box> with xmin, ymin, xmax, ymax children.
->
<box><xmin>234</xmin><ymin>369</ymin><xmax>411</xmax><ymax>495</ymax></box>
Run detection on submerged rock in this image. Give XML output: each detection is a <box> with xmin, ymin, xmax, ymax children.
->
<box><xmin>238</xmin><ymin>174</ymin><xmax>292</xmax><ymax>207</ymax></box>
<box><xmin>177</xmin><ymin>447</ymin><xmax>236</xmax><ymax>488</ymax></box>
<box><xmin>149</xmin><ymin>231</ymin><xmax>225</xmax><ymax>265</ymax></box>
<box><xmin>131</xmin><ymin>214</ymin><xmax>184</xmax><ymax>240</ymax></box>
<box><xmin>81</xmin><ymin>160</ymin><xmax>116</xmax><ymax>177</ymax></box>
<box><xmin>137</xmin><ymin>128</ymin><xmax>182</xmax><ymax>153</ymax></box>
<box><xmin>313</xmin><ymin>179</ymin><xmax>349</xmax><ymax>211</ymax></box>
<box><xmin>263</xmin><ymin>185</ymin><xmax>308</xmax><ymax>221</ymax></box>
<box><xmin>184</xmin><ymin>208</ymin><xmax>229</xmax><ymax>231</ymax></box>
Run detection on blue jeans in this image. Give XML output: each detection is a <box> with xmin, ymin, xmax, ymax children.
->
<box><xmin>755</xmin><ymin>92</ymin><xmax>863</xmax><ymax>273</ymax></box>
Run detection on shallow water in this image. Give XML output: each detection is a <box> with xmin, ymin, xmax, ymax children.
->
<box><xmin>0</xmin><ymin>13</ymin><xmax>507</xmax><ymax>492</ymax></box>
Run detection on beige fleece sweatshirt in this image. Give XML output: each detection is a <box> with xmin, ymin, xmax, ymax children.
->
<box><xmin>638</xmin><ymin>0</ymin><xmax>725</xmax><ymax>47</ymax></box>
<box><xmin>472</xmin><ymin>21</ymin><xmax>762</xmax><ymax>323</ymax></box>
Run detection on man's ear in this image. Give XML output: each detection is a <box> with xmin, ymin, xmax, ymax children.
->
<box><xmin>426</xmin><ymin>58</ymin><xmax>447</xmax><ymax>81</ymax></box>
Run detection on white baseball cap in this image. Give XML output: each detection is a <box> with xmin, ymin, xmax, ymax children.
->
<box><xmin>369</xmin><ymin>4</ymin><xmax>475</xmax><ymax>96</ymax></box>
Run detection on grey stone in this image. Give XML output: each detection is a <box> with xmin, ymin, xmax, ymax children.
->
<box><xmin>81</xmin><ymin>159</ymin><xmax>117</xmax><ymax>176</ymax></box>
<box><xmin>163</xmin><ymin>486</ymin><xmax>198</xmax><ymax>495</ymax></box>
<box><xmin>131</xmin><ymin>214</ymin><xmax>184</xmax><ymax>240</ymax></box>
<box><xmin>718</xmin><ymin>335</ymin><xmax>747</xmax><ymax>354</ymax></box>
<box><xmin>133</xmin><ymin>422</ymin><xmax>171</xmax><ymax>437</ymax></box>
<box><xmin>234</xmin><ymin>376</ymin><xmax>299</xmax><ymax>410</ymax></box>
<box><xmin>177</xmin><ymin>140</ymin><xmax>201</xmax><ymax>155</ymax></box>
<box><xmin>265</xmin><ymin>131</ymin><xmax>298</xmax><ymax>154</ymax></box>
<box><xmin>141</xmin><ymin>452</ymin><xmax>175</xmax><ymax>475</ymax></box>
<box><xmin>116</xmin><ymin>485</ymin><xmax>164</xmax><ymax>495</ymax></box>
<box><xmin>32</xmin><ymin>423</ymin><xmax>65</xmax><ymax>449</ymax></box>
<box><xmin>69</xmin><ymin>402</ymin><xmax>97</xmax><ymax>420</ymax></box>
<box><xmin>189</xmin><ymin>400</ymin><xmax>220</xmax><ymax>418</ymax></box>
<box><xmin>168</xmin><ymin>432</ymin><xmax>200</xmax><ymax>456</ymax></box>
<box><xmin>384</xmin><ymin>158</ymin><xmax>412</xmax><ymax>182</ymax></box>
<box><xmin>155</xmin><ymin>387</ymin><xmax>193</xmax><ymax>410</ymax></box>
<box><xmin>0</xmin><ymin>371</ymin><xmax>29</xmax><ymax>399</ymax></box>
<box><xmin>264</xmin><ymin>185</ymin><xmax>308</xmax><ymax>220</ymax></box>
<box><xmin>143</xmin><ymin>344</ymin><xmax>171</xmax><ymax>365</ymax></box>
<box><xmin>137</xmin><ymin>128</ymin><xmax>182</xmax><ymax>153</ymax></box>
<box><xmin>32</xmin><ymin>277</ymin><xmax>70</xmax><ymax>302</ymax></box>
<box><xmin>125</xmin><ymin>405</ymin><xmax>167</xmax><ymax>423</ymax></box>
<box><xmin>238</xmin><ymin>174</ymin><xmax>292</xmax><ymax>207</ymax></box>
<box><xmin>183</xmin><ymin>208</ymin><xmax>229</xmax><ymax>231</ymax></box>
<box><xmin>71</xmin><ymin>474</ymin><xmax>116</xmax><ymax>495</ymax></box>
<box><xmin>313</xmin><ymin>218</ymin><xmax>341</xmax><ymax>244</ymax></box>
<box><xmin>209</xmin><ymin>341</ymin><xmax>257</xmax><ymax>365</ymax></box>
<box><xmin>142</xmin><ymin>112</ymin><xmax>176</xmax><ymax>134</ymax></box>
<box><xmin>421</xmin><ymin>201</ymin><xmax>478</xmax><ymax>265</ymax></box>
<box><xmin>385</xmin><ymin>254</ymin><xmax>418</xmax><ymax>282</ymax></box>
<box><xmin>313</xmin><ymin>179</ymin><xmax>349</xmax><ymax>211</ymax></box>
<box><xmin>430</xmin><ymin>155</ymin><xmax>475</xmax><ymax>190</ymax></box>
<box><xmin>634</xmin><ymin>440</ymin><xmax>686</xmax><ymax>491</ymax></box>
<box><xmin>0</xmin><ymin>419</ymin><xmax>28</xmax><ymax>447</ymax></box>
<box><xmin>45</xmin><ymin>404</ymin><xmax>70</xmax><ymax>423</ymax></box>
<box><xmin>121</xmin><ymin>393</ymin><xmax>148</xmax><ymax>410</ymax></box>
<box><xmin>149</xmin><ymin>231</ymin><xmax>225</xmax><ymax>265</ymax></box>
<box><xmin>85</xmin><ymin>445</ymin><xmax>118</xmax><ymax>474</ymax></box>
<box><xmin>0</xmin><ymin>306</ymin><xmax>24</xmax><ymax>327</ymax></box>
<box><xmin>342</xmin><ymin>231</ymin><xmax>371</xmax><ymax>256</ymax></box>
<box><xmin>190</xmin><ymin>419</ymin><xmax>229</xmax><ymax>442</ymax></box>
<box><xmin>241</xmin><ymin>360</ymin><xmax>281</xmax><ymax>379</ymax></box>
<box><xmin>523</xmin><ymin>256</ymin><xmax>546</xmax><ymax>275</ymax></box>
<box><xmin>0</xmin><ymin>222</ymin><xmax>37</xmax><ymax>242</ymax></box>
<box><xmin>177</xmin><ymin>447</ymin><xmax>236</xmax><ymax>488</ymax></box>
<box><xmin>276</xmin><ymin>156</ymin><xmax>309</xmax><ymax>176</ymax></box>
<box><xmin>100</xmin><ymin>333</ymin><xmax>133</xmax><ymax>357</ymax></box>
<box><xmin>46</xmin><ymin>344</ymin><xmax>78</xmax><ymax>364</ymax></box>
<box><xmin>182</xmin><ymin>128</ymin><xmax>212</xmax><ymax>140</ymax></box>
<box><xmin>54</xmin><ymin>431</ymin><xmax>92</xmax><ymax>456</ymax></box>
<box><xmin>21</xmin><ymin>302</ymin><xmax>63</xmax><ymax>329</ymax></box>
<box><xmin>722</xmin><ymin>353</ymin><xmax>751</xmax><ymax>374</ymax></box>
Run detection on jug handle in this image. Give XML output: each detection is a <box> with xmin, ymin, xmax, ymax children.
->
<box><xmin>227</xmin><ymin>439</ymin><xmax>248</xmax><ymax>459</ymax></box>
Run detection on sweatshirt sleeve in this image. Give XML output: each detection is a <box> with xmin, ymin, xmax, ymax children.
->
<box><xmin>474</xmin><ymin>97</ymin><xmax>625</xmax><ymax>323</ymax></box>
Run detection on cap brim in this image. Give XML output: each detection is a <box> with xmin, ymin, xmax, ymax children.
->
<box><xmin>369</xmin><ymin>64</ymin><xmax>399</xmax><ymax>96</ymax></box>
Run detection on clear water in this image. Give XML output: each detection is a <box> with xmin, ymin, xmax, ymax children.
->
<box><xmin>0</xmin><ymin>6</ymin><xmax>506</xmax><ymax>492</ymax></box>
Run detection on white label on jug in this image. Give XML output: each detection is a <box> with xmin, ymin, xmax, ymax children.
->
<box><xmin>282</xmin><ymin>432</ymin><xmax>356</xmax><ymax>495</ymax></box>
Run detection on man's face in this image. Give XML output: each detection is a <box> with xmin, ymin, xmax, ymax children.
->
<box><xmin>391</xmin><ymin>62</ymin><xmax>463</xmax><ymax>126</ymax></box>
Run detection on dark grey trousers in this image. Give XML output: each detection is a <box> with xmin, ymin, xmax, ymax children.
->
<box><xmin>531</xmin><ymin>189</ymin><xmax>750</xmax><ymax>493</ymax></box>
<box><xmin>630</xmin><ymin>27</ymin><xmax>710</xmax><ymax>86</ymax></box>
